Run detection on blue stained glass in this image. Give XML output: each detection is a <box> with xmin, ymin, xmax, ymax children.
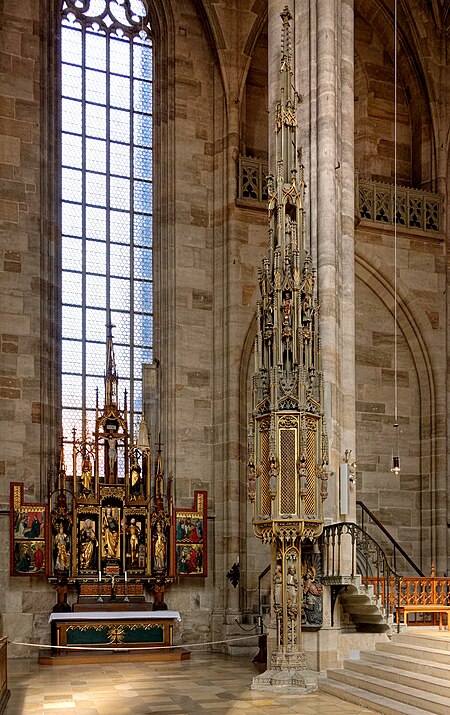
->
<box><xmin>62</xmin><ymin>305</ymin><xmax>82</xmax><ymax>339</ymax></box>
<box><xmin>61</xmin><ymin>24</ymin><xmax>82</xmax><ymax>65</ymax></box>
<box><xmin>61</xmin><ymin>6</ymin><xmax>153</xmax><ymax>433</ymax></box>
<box><xmin>62</xmin><ymin>132</ymin><xmax>82</xmax><ymax>168</ymax></box>
<box><xmin>86</xmin><ymin>240</ymin><xmax>106</xmax><ymax>275</ymax></box>
<box><xmin>110</xmin><ymin>142</ymin><xmax>130</xmax><ymax>178</ymax></box>
<box><xmin>134</xmin><ymin>348</ymin><xmax>152</xmax><ymax>374</ymax></box>
<box><xmin>110</xmin><ymin>276</ymin><xmax>131</xmax><ymax>312</ymax></box>
<box><xmin>62</xmin><ymin>167</ymin><xmax>83</xmax><ymax>203</ymax></box>
<box><xmin>62</xmin><ymin>236</ymin><xmax>82</xmax><ymax>270</ymax></box>
<box><xmin>86</xmin><ymin>172</ymin><xmax>106</xmax><ymax>206</ymax></box>
<box><xmin>86</xmin><ymin>138</ymin><xmax>106</xmax><ymax>173</ymax></box>
<box><xmin>86</xmin><ymin>375</ymin><xmax>104</xmax><ymax>408</ymax></box>
<box><xmin>86</xmin><ymin>103</ymin><xmax>107</xmax><ymax>138</ymax></box>
<box><xmin>62</xmin><ymin>63</ymin><xmax>82</xmax><ymax>100</ymax></box>
<box><xmin>86</xmin><ymin>307</ymin><xmax>106</xmax><ymax>342</ymax></box>
<box><xmin>134</xmin><ymin>147</ymin><xmax>152</xmax><ymax>179</ymax></box>
<box><xmin>86</xmin><ymin>68</ymin><xmax>107</xmax><ymax>105</ymax></box>
<box><xmin>62</xmin><ymin>373</ymin><xmax>83</xmax><ymax>406</ymax></box>
<box><xmin>62</xmin><ymin>98</ymin><xmax>82</xmax><ymax>134</ymax></box>
<box><xmin>114</xmin><ymin>345</ymin><xmax>131</xmax><ymax>379</ymax></box>
<box><xmin>134</xmin><ymin>247</ymin><xmax>152</xmax><ymax>279</ymax></box>
<box><xmin>111</xmin><ymin>310</ymin><xmax>130</xmax><ymax>343</ymax></box>
<box><xmin>110</xmin><ymin>176</ymin><xmax>130</xmax><ymax>210</ymax></box>
<box><xmin>110</xmin><ymin>74</ymin><xmax>130</xmax><ymax>110</ymax></box>
<box><xmin>62</xmin><ymin>271</ymin><xmax>82</xmax><ymax>305</ymax></box>
<box><xmin>133</xmin><ymin>379</ymin><xmax>143</xmax><ymax>409</ymax></box>
<box><xmin>110</xmin><ymin>108</ymin><xmax>130</xmax><ymax>143</ymax></box>
<box><xmin>134</xmin><ymin>114</ymin><xmax>152</xmax><ymax>147</ymax></box>
<box><xmin>86</xmin><ymin>206</ymin><xmax>106</xmax><ymax>240</ymax></box>
<box><xmin>134</xmin><ymin>180</ymin><xmax>152</xmax><ymax>212</ymax></box>
<box><xmin>110</xmin><ymin>37</ymin><xmax>130</xmax><ymax>76</ymax></box>
<box><xmin>110</xmin><ymin>243</ymin><xmax>130</xmax><ymax>278</ymax></box>
<box><xmin>62</xmin><ymin>202</ymin><xmax>82</xmax><ymax>236</ymax></box>
<box><xmin>62</xmin><ymin>339</ymin><xmax>82</xmax><ymax>373</ymax></box>
<box><xmin>134</xmin><ymin>213</ymin><xmax>152</xmax><ymax>247</ymax></box>
<box><xmin>86</xmin><ymin>341</ymin><xmax>107</xmax><ymax>375</ymax></box>
<box><xmin>133</xmin><ymin>79</ymin><xmax>152</xmax><ymax>113</ymax></box>
<box><xmin>133</xmin><ymin>41</ymin><xmax>152</xmax><ymax>80</ymax></box>
<box><xmin>110</xmin><ymin>210</ymin><xmax>130</xmax><ymax>243</ymax></box>
<box><xmin>134</xmin><ymin>280</ymin><xmax>152</xmax><ymax>311</ymax></box>
<box><xmin>134</xmin><ymin>313</ymin><xmax>153</xmax><ymax>344</ymax></box>
<box><xmin>85</xmin><ymin>29</ymin><xmax>106</xmax><ymax>70</ymax></box>
<box><xmin>86</xmin><ymin>273</ymin><xmax>107</xmax><ymax>308</ymax></box>
<box><xmin>62</xmin><ymin>407</ymin><xmax>82</xmax><ymax>439</ymax></box>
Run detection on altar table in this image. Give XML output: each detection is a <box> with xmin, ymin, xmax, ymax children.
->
<box><xmin>49</xmin><ymin>610</ymin><xmax>181</xmax><ymax>650</ymax></box>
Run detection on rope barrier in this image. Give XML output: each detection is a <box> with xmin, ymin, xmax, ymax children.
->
<box><xmin>9</xmin><ymin>632</ymin><xmax>262</xmax><ymax>653</ymax></box>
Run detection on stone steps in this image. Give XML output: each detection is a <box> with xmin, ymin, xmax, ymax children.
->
<box><xmin>319</xmin><ymin>632</ymin><xmax>450</xmax><ymax>715</ymax></box>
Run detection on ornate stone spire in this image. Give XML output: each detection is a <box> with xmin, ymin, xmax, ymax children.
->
<box><xmin>249</xmin><ymin>6</ymin><xmax>329</xmax><ymax>690</ymax></box>
<box><xmin>105</xmin><ymin>317</ymin><xmax>118</xmax><ymax>409</ymax></box>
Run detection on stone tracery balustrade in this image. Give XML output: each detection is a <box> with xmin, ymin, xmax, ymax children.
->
<box><xmin>237</xmin><ymin>156</ymin><xmax>443</xmax><ymax>234</ymax></box>
<box><xmin>356</xmin><ymin>175</ymin><xmax>443</xmax><ymax>233</ymax></box>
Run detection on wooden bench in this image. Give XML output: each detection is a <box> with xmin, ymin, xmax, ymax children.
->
<box><xmin>397</xmin><ymin>605</ymin><xmax>450</xmax><ymax>630</ymax></box>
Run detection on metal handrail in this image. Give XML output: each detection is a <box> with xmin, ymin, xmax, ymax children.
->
<box><xmin>322</xmin><ymin>521</ymin><xmax>402</xmax><ymax>631</ymax></box>
<box><xmin>357</xmin><ymin>500</ymin><xmax>424</xmax><ymax>576</ymax></box>
<box><xmin>256</xmin><ymin>564</ymin><xmax>271</xmax><ymax>633</ymax></box>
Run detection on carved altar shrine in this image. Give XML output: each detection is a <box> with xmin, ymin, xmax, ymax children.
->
<box><xmin>9</xmin><ymin>327</ymin><xmax>207</xmax><ymax>663</ymax></box>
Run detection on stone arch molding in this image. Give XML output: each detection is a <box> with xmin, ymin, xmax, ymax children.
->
<box><xmin>355</xmin><ymin>250</ymin><xmax>438</xmax><ymax>566</ymax></box>
<box><xmin>355</xmin><ymin>251</ymin><xmax>435</xmax><ymax>423</ymax></box>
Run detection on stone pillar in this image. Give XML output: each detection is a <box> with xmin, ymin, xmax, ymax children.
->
<box><xmin>295</xmin><ymin>0</ymin><xmax>356</xmax><ymax>531</ymax></box>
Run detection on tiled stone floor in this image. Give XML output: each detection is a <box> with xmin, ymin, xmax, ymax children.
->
<box><xmin>6</xmin><ymin>652</ymin><xmax>377</xmax><ymax>715</ymax></box>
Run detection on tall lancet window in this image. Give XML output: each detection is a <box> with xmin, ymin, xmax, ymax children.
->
<box><xmin>60</xmin><ymin>1</ymin><xmax>153</xmax><ymax>445</ymax></box>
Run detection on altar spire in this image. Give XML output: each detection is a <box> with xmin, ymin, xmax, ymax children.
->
<box><xmin>249</xmin><ymin>6</ymin><xmax>329</xmax><ymax>691</ymax></box>
<box><xmin>105</xmin><ymin>317</ymin><xmax>118</xmax><ymax>409</ymax></box>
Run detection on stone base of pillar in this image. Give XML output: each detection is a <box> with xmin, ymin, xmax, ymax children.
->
<box><xmin>251</xmin><ymin>667</ymin><xmax>318</xmax><ymax>693</ymax></box>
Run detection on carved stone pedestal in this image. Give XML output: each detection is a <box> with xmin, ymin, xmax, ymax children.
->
<box><xmin>251</xmin><ymin>667</ymin><xmax>318</xmax><ymax>693</ymax></box>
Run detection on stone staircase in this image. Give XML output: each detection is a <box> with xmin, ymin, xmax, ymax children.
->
<box><xmin>333</xmin><ymin>577</ymin><xmax>392</xmax><ymax>633</ymax></box>
<box><xmin>319</xmin><ymin>631</ymin><xmax>450</xmax><ymax>714</ymax></box>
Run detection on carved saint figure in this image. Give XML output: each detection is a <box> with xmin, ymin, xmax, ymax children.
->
<box><xmin>130</xmin><ymin>458</ymin><xmax>141</xmax><ymax>495</ymax></box>
<box><xmin>127</xmin><ymin>517</ymin><xmax>141</xmax><ymax>565</ymax></box>
<box><xmin>286</xmin><ymin>564</ymin><xmax>298</xmax><ymax>610</ymax></box>
<box><xmin>153</xmin><ymin>521</ymin><xmax>166</xmax><ymax>572</ymax></box>
<box><xmin>102</xmin><ymin>506</ymin><xmax>120</xmax><ymax>559</ymax></box>
<box><xmin>273</xmin><ymin>564</ymin><xmax>282</xmax><ymax>609</ymax></box>
<box><xmin>54</xmin><ymin>523</ymin><xmax>70</xmax><ymax>573</ymax></box>
<box><xmin>80</xmin><ymin>518</ymin><xmax>97</xmax><ymax>570</ymax></box>
<box><xmin>302</xmin><ymin>568</ymin><xmax>324</xmax><ymax>625</ymax></box>
<box><xmin>81</xmin><ymin>455</ymin><xmax>92</xmax><ymax>494</ymax></box>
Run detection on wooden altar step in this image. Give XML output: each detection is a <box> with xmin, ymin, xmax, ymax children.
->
<box><xmin>39</xmin><ymin>647</ymin><xmax>190</xmax><ymax>666</ymax></box>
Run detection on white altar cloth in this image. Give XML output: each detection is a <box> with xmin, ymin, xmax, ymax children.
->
<box><xmin>49</xmin><ymin>610</ymin><xmax>181</xmax><ymax>623</ymax></box>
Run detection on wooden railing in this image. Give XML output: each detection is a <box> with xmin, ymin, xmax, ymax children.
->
<box><xmin>364</xmin><ymin>572</ymin><xmax>450</xmax><ymax>628</ymax></box>
<box><xmin>0</xmin><ymin>637</ymin><xmax>9</xmax><ymax>714</ymax></box>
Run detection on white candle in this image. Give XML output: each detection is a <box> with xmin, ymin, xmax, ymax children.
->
<box><xmin>99</xmin><ymin>570</ymin><xmax>102</xmax><ymax>582</ymax></box>
<box><xmin>125</xmin><ymin>571</ymin><xmax>127</xmax><ymax>582</ymax></box>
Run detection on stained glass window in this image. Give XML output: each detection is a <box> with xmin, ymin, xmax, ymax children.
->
<box><xmin>60</xmin><ymin>0</ymin><xmax>153</xmax><ymax>449</ymax></box>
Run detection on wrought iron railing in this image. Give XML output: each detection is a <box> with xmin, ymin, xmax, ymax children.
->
<box><xmin>322</xmin><ymin>522</ymin><xmax>450</xmax><ymax>629</ymax></box>
<box><xmin>356</xmin><ymin>174</ymin><xmax>443</xmax><ymax>233</ymax></box>
<box><xmin>357</xmin><ymin>500</ymin><xmax>424</xmax><ymax>577</ymax></box>
<box><xmin>321</xmin><ymin>521</ymin><xmax>401</xmax><ymax>626</ymax></box>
